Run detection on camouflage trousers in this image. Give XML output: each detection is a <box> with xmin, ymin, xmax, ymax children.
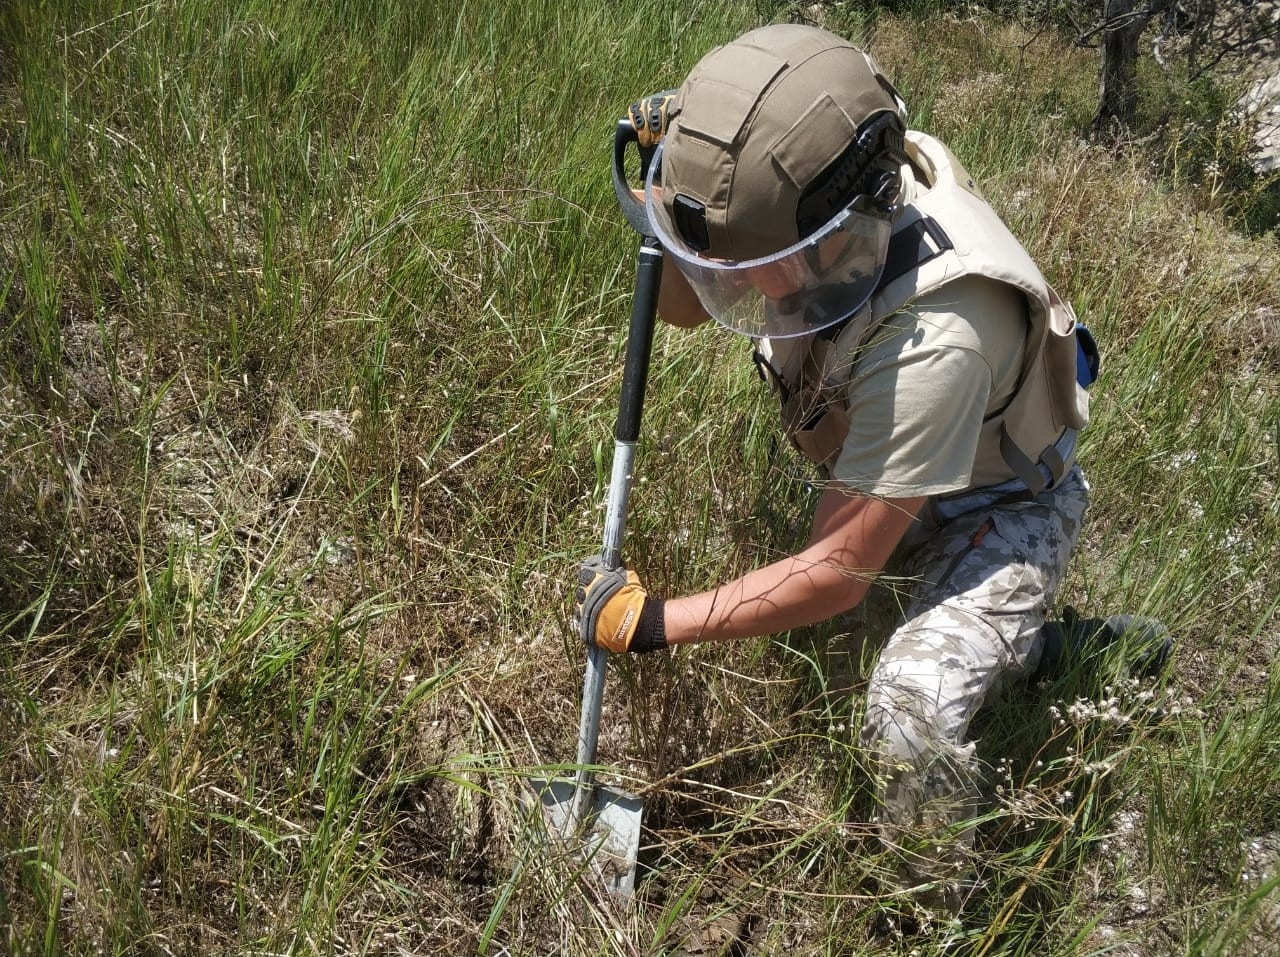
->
<box><xmin>859</xmin><ymin>465</ymin><xmax>1090</xmax><ymax>910</ymax></box>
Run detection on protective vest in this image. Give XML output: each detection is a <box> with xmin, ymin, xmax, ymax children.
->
<box><xmin>755</xmin><ymin>131</ymin><xmax>1091</xmax><ymax>497</ymax></box>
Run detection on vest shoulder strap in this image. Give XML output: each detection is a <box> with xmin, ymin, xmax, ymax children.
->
<box><xmin>883</xmin><ymin>215</ymin><xmax>954</xmax><ymax>296</ymax></box>
<box><xmin>816</xmin><ymin>214</ymin><xmax>953</xmax><ymax>342</ymax></box>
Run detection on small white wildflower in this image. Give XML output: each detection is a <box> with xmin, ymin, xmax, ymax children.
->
<box><xmin>1067</xmin><ymin>698</ymin><xmax>1104</xmax><ymax>723</ymax></box>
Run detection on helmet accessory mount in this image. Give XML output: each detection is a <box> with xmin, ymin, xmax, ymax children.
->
<box><xmin>672</xmin><ymin>194</ymin><xmax>711</xmax><ymax>252</ymax></box>
<box><xmin>794</xmin><ymin>110</ymin><xmax>906</xmax><ymax>237</ymax></box>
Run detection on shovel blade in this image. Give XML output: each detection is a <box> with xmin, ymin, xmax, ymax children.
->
<box><xmin>530</xmin><ymin>777</ymin><xmax>643</xmax><ymax>896</ymax></box>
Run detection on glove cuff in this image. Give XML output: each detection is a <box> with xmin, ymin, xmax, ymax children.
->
<box><xmin>630</xmin><ymin>598</ymin><xmax>668</xmax><ymax>654</ymax></box>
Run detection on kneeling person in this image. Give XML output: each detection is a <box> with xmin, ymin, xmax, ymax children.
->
<box><xmin>578</xmin><ymin>23</ymin><xmax>1098</xmax><ymax>911</ymax></box>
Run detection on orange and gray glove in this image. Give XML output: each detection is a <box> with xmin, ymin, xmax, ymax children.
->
<box><xmin>627</xmin><ymin>89</ymin><xmax>680</xmax><ymax>148</ymax></box>
<box><xmin>575</xmin><ymin>556</ymin><xmax>667</xmax><ymax>654</ymax></box>
<box><xmin>627</xmin><ymin>89</ymin><xmax>679</xmax><ymax>182</ymax></box>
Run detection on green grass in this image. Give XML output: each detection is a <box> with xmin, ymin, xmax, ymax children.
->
<box><xmin>2</xmin><ymin>1</ymin><xmax>1279</xmax><ymax>955</ymax></box>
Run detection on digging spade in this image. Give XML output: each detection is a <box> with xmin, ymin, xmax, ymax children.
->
<box><xmin>530</xmin><ymin>119</ymin><xmax>662</xmax><ymax>897</ymax></box>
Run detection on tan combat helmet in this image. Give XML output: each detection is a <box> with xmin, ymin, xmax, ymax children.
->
<box><xmin>646</xmin><ymin>24</ymin><xmax>909</xmax><ymax>338</ymax></box>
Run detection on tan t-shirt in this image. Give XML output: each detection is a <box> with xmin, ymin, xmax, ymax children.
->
<box><xmin>829</xmin><ymin>275</ymin><xmax>1028</xmax><ymax>497</ymax></box>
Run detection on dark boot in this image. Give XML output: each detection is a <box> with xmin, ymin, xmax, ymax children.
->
<box><xmin>1034</xmin><ymin>606</ymin><xmax>1173</xmax><ymax>682</ymax></box>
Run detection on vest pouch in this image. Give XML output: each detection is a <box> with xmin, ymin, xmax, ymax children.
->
<box><xmin>1005</xmin><ymin>297</ymin><xmax>1088</xmax><ymax>437</ymax></box>
<box><xmin>781</xmin><ymin>385</ymin><xmax>848</xmax><ymax>469</ymax></box>
<box><xmin>1042</xmin><ymin>296</ymin><xmax>1090</xmax><ymax>432</ymax></box>
<box><xmin>999</xmin><ymin>294</ymin><xmax>1090</xmax><ymax>493</ymax></box>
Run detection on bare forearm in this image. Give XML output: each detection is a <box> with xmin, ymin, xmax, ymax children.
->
<box><xmin>664</xmin><ymin>547</ymin><xmax>876</xmax><ymax>644</ymax></box>
<box><xmin>663</xmin><ymin>488</ymin><xmax>926</xmax><ymax>646</ymax></box>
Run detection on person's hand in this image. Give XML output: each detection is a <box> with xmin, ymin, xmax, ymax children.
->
<box><xmin>575</xmin><ymin>556</ymin><xmax>667</xmax><ymax>653</ymax></box>
<box><xmin>627</xmin><ymin>89</ymin><xmax>679</xmax><ymax>148</ymax></box>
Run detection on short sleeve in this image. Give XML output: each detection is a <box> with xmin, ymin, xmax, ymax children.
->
<box><xmin>829</xmin><ymin>277</ymin><xmax>1026</xmax><ymax>497</ymax></box>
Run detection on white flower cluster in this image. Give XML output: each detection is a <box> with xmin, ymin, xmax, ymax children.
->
<box><xmin>992</xmin><ymin>755</ymin><xmax>1076</xmax><ymax>826</ymax></box>
<box><xmin>1046</xmin><ymin>679</ymin><xmax>1180</xmax><ymax>731</ymax></box>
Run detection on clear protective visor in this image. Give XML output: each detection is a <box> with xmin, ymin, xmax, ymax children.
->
<box><xmin>645</xmin><ymin>143</ymin><xmax>893</xmax><ymax>339</ymax></box>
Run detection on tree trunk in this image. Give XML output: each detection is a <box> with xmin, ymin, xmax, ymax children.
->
<box><xmin>1094</xmin><ymin>0</ymin><xmax>1169</xmax><ymax>134</ymax></box>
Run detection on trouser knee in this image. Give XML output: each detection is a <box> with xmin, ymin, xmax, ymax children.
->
<box><xmin>861</xmin><ymin>666</ymin><xmax>984</xmax><ymax>832</ymax></box>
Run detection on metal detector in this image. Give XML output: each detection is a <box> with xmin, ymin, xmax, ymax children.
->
<box><xmin>527</xmin><ymin>118</ymin><xmax>662</xmax><ymax>897</ymax></box>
